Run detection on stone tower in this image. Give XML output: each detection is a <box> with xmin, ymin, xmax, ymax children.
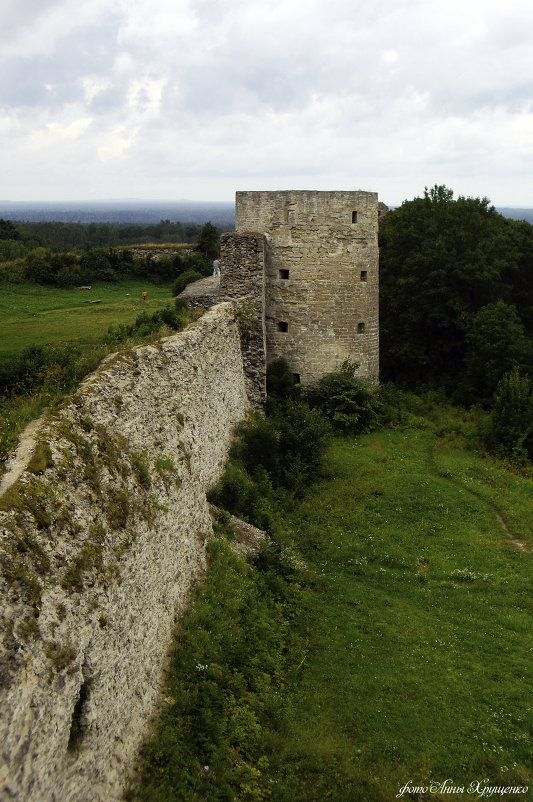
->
<box><xmin>220</xmin><ymin>189</ymin><xmax>379</xmax><ymax>400</ymax></box>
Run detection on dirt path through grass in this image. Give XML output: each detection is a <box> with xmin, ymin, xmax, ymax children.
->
<box><xmin>429</xmin><ymin>436</ymin><xmax>533</xmax><ymax>554</ymax></box>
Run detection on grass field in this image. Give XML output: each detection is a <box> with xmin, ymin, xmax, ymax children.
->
<box><xmin>132</xmin><ymin>418</ymin><xmax>532</xmax><ymax>801</ymax></box>
<box><xmin>0</xmin><ymin>280</ymin><xmax>176</xmax><ymax>471</ymax></box>
<box><xmin>1</xmin><ymin>280</ymin><xmax>173</xmax><ymax>355</ymax></box>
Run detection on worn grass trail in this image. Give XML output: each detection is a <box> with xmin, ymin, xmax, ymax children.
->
<box><xmin>133</xmin><ymin>426</ymin><xmax>532</xmax><ymax>802</ymax></box>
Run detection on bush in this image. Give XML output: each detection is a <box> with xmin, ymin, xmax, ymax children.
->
<box><xmin>0</xmin><ymin>239</ymin><xmax>27</xmax><ymax>262</ymax></box>
<box><xmin>25</xmin><ymin>248</ymin><xmax>55</xmax><ymax>284</ymax></box>
<box><xmin>488</xmin><ymin>368</ymin><xmax>533</xmax><ymax>463</ymax></box>
<box><xmin>274</xmin><ymin>401</ymin><xmax>330</xmax><ymax>493</ymax></box>
<box><xmin>0</xmin><ymin>344</ymin><xmax>83</xmax><ymax>398</ymax></box>
<box><xmin>266</xmin><ymin>357</ymin><xmax>301</xmax><ymax>404</ymax></box>
<box><xmin>307</xmin><ymin>360</ymin><xmax>384</xmax><ymax>434</ymax></box>
<box><xmin>52</xmin><ymin>252</ymin><xmax>83</xmax><ymax>288</ymax></box>
<box><xmin>80</xmin><ymin>249</ymin><xmax>117</xmax><ymax>282</ymax></box>
<box><xmin>104</xmin><ymin>303</ymin><xmax>194</xmax><ymax>346</ymax></box>
<box><xmin>210</xmin><ymin>393</ymin><xmax>330</xmax><ymax>530</ymax></box>
<box><xmin>208</xmin><ymin>460</ymin><xmax>273</xmax><ymax>531</ymax></box>
<box><xmin>0</xmin><ymin>259</ymin><xmax>26</xmax><ymax>283</ymax></box>
<box><xmin>171</xmin><ymin>269</ymin><xmax>203</xmax><ymax>296</ymax></box>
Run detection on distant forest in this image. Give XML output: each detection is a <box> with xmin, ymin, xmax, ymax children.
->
<box><xmin>10</xmin><ymin>220</ymin><xmax>212</xmax><ymax>250</ymax></box>
<box><xmin>0</xmin><ymin>218</ymin><xmax>221</xmax><ymax>287</ymax></box>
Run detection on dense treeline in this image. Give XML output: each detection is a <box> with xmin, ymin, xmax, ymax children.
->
<box><xmin>379</xmin><ymin>185</ymin><xmax>533</xmax><ymax>462</ymax></box>
<box><xmin>0</xmin><ymin>220</ymin><xmax>220</xmax><ymax>288</ymax></box>
<box><xmin>1</xmin><ymin>219</ymin><xmax>210</xmax><ymax>251</ymax></box>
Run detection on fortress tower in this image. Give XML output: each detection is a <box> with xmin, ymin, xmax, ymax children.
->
<box><xmin>220</xmin><ymin>190</ymin><xmax>379</xmax><ymax>396</ymax></box>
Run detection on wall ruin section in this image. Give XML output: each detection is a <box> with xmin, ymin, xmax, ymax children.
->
<box><xmin>0</xmin><ymin>304</ymin><xmax>249</xmax><ymax>802</ymax></box>
<box><xmin>219</xmin><ymin>231</ymin><xmax>267</xmax><ymax>406</ymax></box>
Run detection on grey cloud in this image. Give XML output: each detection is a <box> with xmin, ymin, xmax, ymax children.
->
<box><xmin>0</xmin><ymin>22</ymin><xmax>120</xmax><ymax>108</ymax></box>
<box><xmin>1</xmin><ymin>0</ymin><xmax>532</xmax><ymax>206</ymax></box>
<box><xmin>0</xmin><ymin>0</ymin><xmax>66</xmax><ymax>32</ymax></box>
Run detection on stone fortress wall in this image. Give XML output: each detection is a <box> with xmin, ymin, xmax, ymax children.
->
<box><xmin>0</xmin><ymin>304</ymin><xmax>249</xmax><ymax>802</ymax></box>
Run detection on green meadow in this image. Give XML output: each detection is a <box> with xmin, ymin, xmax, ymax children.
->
<box><xmin>0</xmin><ymin>280</ymin><xmax>176</xmax><ymax>469</ymax></box>
<box><xmin>1</xmin><ymin>280</ymin><xmax>173</xmax><ymax>356</ymax></box>
<box><xmin>132</xmin><ymin>417</ymin><xmax>532</xmax><ymax>802</ymax></box>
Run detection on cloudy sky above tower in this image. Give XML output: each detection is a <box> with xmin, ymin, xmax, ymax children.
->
<box><xmin>1</xmin><ymin>0</ymin><xmax>532</xmax><ymax>206</ymax></box>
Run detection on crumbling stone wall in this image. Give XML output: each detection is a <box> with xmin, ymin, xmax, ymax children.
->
<box><xmin>0</xmin><ymin>304</ymin><xmax>249</xmax><ymax>802</ymax></box>
<box><xmin>125</xmin><ymin>245</ymin><xmax>193</xmax><ymax>262</ymax></box>
<box><xmin>234</xmin><ymin>190</ymin><xmax>379</xmax><ymax>386</ymax></box>
<box><xmin>220</xmin><ymin>232</ymin><xmax>267</xmax><ymax>407</ymax></box>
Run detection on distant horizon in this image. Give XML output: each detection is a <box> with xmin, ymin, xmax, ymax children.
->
<box><xmin>0</xmin><ymin>198</ymin><xmax>235</xmax><ymax>205</ymax></box>
<box><xmin>1</xmin><ymin>197</ymin><xmax>532</xmax><ymax>210</ymax></box>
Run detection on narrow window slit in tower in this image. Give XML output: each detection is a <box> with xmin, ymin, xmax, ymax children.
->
<box><xmin>287</xmin><ymin>209</ymin><xmax>295</xmax><ymax>224</ymax></box>
<box><xmin>358</xmin><ymin>322</ymin><xmax>365</xmax><ymax>333</ymax></box>
<box><xmin>278</xmin><ymin>321</ymin><xmax>289</xmax><ymax>332</ymax></box>
<box><xmin>292</xmin><ymin>373</ymin><xmax>301</xmax><ymax>384</ymax></box>
<box><xmin>352</xmin><ymin>210</ymin><xmax>358</xmax><ymax>223</ymax></box>
<box><xmin>360</xmin><ymin>270</ymin><xmax>367</xmax><ymax>281</ymax></box>
<box><xmin>279</xmin><ymin>269</ymin><xmax>290</xmax><ymax>280</ymax></box>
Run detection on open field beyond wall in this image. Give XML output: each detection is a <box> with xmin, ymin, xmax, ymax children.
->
<box><xmin>1</xmin><ymin>280</ymin><xmax>173</xmax><ymax>356</ymax></box>
<box><xmin>132</xmin><ymin>416</ymin><xmax>532</xmax><ymax>802</ymax></box>
<box><xmin>0</xmin><ymin>280</ymin><xmax>176</xmax><ymax>470</ymax></box>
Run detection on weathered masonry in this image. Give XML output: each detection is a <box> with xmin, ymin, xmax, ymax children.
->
<box><xmin>0</xmin><ymin>305</ymin><xmax>250</xmax><ymax>802</ymax></box>
<box><xmin>220</xmin><ymin>190</ymin><xmax>379</xmax><ymax>390</ymax></box>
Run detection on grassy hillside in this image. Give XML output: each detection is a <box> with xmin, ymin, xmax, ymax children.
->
<box><xmin>131</xmin><ymin>413</ymin><xmax>532</xmax><ymax>801</ymax></box>
<box><xmin>1</xmin><ymin>280</ymin><xmax>173</xmax><ymax>356</ymax></box>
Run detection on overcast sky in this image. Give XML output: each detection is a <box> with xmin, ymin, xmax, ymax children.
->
<box><xmin>1</xmin><ymin>0</ymin><xmax>532</xmax><ymax>207</ymax></box>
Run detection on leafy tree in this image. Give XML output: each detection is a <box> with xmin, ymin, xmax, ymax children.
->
<box><xmin>488</xmin><ymin>368</ymin><xmax>533</xmax><ymax>463</ymax></box>
<box><xmin>459</xmin><ymin>300</ymin><xmax>533</xmax><ymax>406</ymax></box>
<box><xmin>14</xmin><ymin>220</ymin><xmax>205</xmax><ymax>250</ymax></box>
<box><xmin>197</xmin><ymin>221</ymin><xmax>220</xmax><ymax>259</ymax></box>
<box><xmin>379</xmin><ymin>185</ymin><xmax>519</xmax><ymax>393</ymax></box>
<box><xmin>0</xmin><ymin>219</ymin><xmax>20</xmax><ymax>240</ymax></box>
<box><xmin>501</xmin><ymin>218</ymin><xmax>533</xmax><ymax>333</ymax></box>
